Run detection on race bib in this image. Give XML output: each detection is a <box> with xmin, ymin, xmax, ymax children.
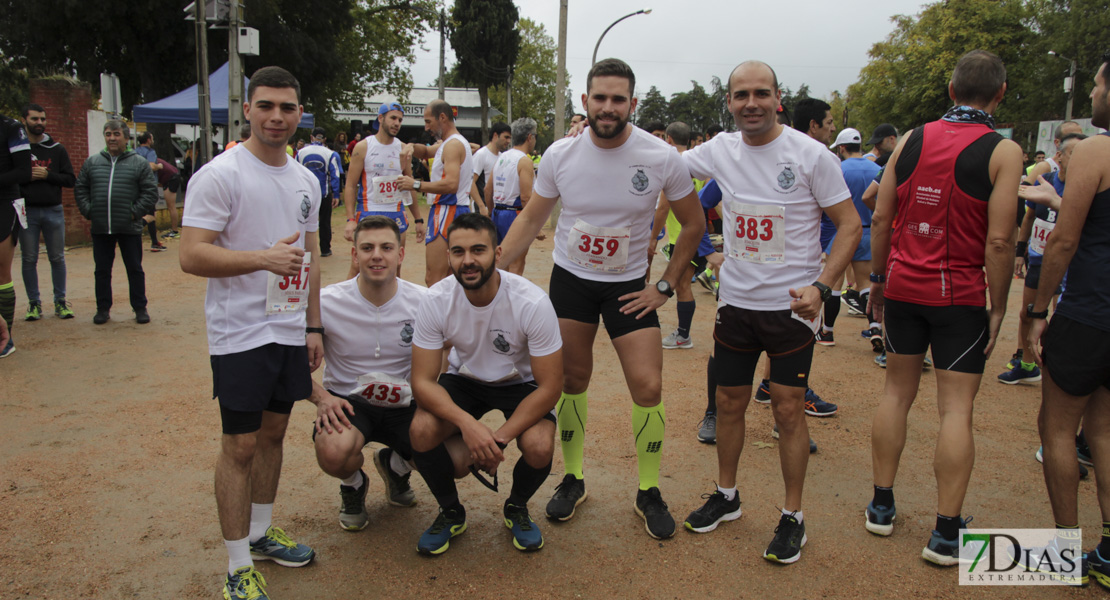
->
<box><xmin>265</xmin><ymin>252</ymin><xmax>311</xmax><ymax>315</ymax></box>
<box><xmin>12</xmin><ymin>198</ymin><xmax>27</xmax><ymax>229</ymax></box>
<box><xmin>727</xmin><ymin>201</ymin><xmax>785</xmax><ymax>264</ymax></box>
<box><xmin>354</xmin><ymin>372</ymin><xmax>412</xmax><ymax>408</ymax></box>
<box><xmin>1030</xmin><ymin>218</ymin><xmax>1055</xmax><ymax>255</ymax></box>
<box><xmin>565</xmin><ymin>219</ymin><xmax>630</xmax><ymax>273</ymax></box>
<box><xmin>371</xmin><ymin>176</ymin><xmax>403</xmax><ymax>205</ymax></box>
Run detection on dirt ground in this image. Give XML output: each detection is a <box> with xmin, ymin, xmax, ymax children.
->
<box><xmin>0</xmin><ymin>208</ymin><xmax>1102</xmax><ymax>599</ymax></box>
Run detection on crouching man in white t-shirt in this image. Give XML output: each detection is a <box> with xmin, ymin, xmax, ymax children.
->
<box><xmin>310</xmin><ymin>215</ymin><xmax>428</xmax><ymax>531</ymax></box>
<box><xmin>409</xmin><ymin>212</ymin><xmax>563</xmax><ymax>555</ymax></box>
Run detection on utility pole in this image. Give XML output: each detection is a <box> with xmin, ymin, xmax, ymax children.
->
<box><xmin>227</xmin><ymin>0</ymin><xmax>244</xmax><ymax>138</ymax></box>
<box><xmin>194</xmin><ymin>0</ymin><xmax>212</xmax><ymax>169</ymax></box>
<box><xmin>506</xmin><ymin>71</ymin><xmax>513</xmax><ymax>121</ymax></box>
<box><xmin>554</xmin><ymin>0</ymin><xmax>567</xmax><ymax>138</ymax></box>
<box><xmin>1065</xmin><ymin>58</ymin><xmax>1077</xmax><ymax>121</ymax></box>
<box><xmin>438</xmin><ymin>9</ymin><xmax>447</xmax><ymax>100</ymax></box>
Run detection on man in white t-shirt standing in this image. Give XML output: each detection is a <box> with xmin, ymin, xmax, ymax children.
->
<box><xmin>310</xmin><ymin>216</ymin><xmax>427</xmax><ymax>532</ymax></box>
<box><xmin>498</xmin><ymin>58</ymin><xmax>706</xmax><ymax>540</ymax></box>
<box><xmin>470</xmin><ymin>121</ymin><xmax>511</xmax><ymax>212</ymax></box>
<box><xmin>679</xmin><ymin>60</ymin><xmax>860</xmax><ymax>565</ymax></box>
<box><xmin>486</xmin><ymin>117</ymin><xmax>537</xmax><ymax>275</ymax></box>
<box><xmin>398</xmin><ymin>100</ymin><xmax>474</xmax><ymax>287</ymax></box>
<box><xmin>409</xmin><ymin>212</ymin><xmax>563</xmax><ymax>554</ymax></box>
<box><xmin>180</xmin><ymin>66</ymin><xmax>322</xmax><ymax>600</ymax></box>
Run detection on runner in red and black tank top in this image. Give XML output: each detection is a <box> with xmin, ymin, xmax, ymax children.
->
<box><xmin>885</xmin><ymin>120</ymin><xmax>1003</xmax><ymax>306</ymax></box>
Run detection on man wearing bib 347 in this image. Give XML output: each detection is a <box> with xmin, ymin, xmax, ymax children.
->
<box><xmin>499</xmin><ymin>58</ymin><xmax>706</xmax><ymax>540</ymax></box>
<box><xmin>180</xmin><ymin>67</ymin><xmax>322</xmax><ymax>600</ymax></box>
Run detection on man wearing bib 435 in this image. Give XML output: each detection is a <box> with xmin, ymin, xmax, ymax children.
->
<box><xmin>498</xmin><ymin>58</ymin><xmax>706</xmax><ymax>540</ymax></box>
<box><xmin>681</xmin><ymin>61</ymin><xmax>860</xmax><ymax>564</ymax></box>
<box><xmin>180</xmin><ymin>67</ymin><xmax>322</xmax><ymax>600</ymax></box>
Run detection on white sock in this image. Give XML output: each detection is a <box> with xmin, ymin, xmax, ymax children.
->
<box><xmin>783</xmin><ymin>507</ymin><xmax>804</xmax><ymax>523</ymax></box>
<box><xmin>248</xmin><ymin>503</ymin><xmax>273</xmax><ymax>543</ymax></box>
<box><xmin>822</xmin><ymin>325</ymin><xmax>834</xmax><ymax>333</ymax></box>
<box><xmin>225</xmin><ymin>536</ymin><xmax>252</xmax><ymax>574</ymax></box>
<box><xmin>340</xmin><ymin>470</ymin><xmax>363</xmax><ymax>488</ymax></box>
<box><xmin>717</xmin><ymin>486</ymin><xmax>737</xmax><ymax>501</ymax></box>
<box><xmin>390</xmin><ymin>451</ymin><xmax>412</xmax><ymax>476</ymax></box>
<box><xmin>831</xmin><ymin>290</ymin><xmax>842</xmax><ymax>297</ymax></box>
<box><xmin>869</xmin><ymin>321</ymin><xmax>881</xmax><ymax>330</ymax></box>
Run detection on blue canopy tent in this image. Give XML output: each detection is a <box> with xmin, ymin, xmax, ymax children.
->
<box><xmin>132</xmin><ymin>62</ymin><xmax>314</xmax><ymax>128</ymax></box>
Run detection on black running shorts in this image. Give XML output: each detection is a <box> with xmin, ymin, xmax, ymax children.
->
<box><xmin>883</xmin><ymin>298</ymin><xmax>988</xmax><ymax>374</ymax></box>
<box><xmin>437</xmin><ymin>373</ymin><xmax>556</xmax><ymax>424</ymax></box>
<box><xmin>0</xmin><ymin>199</ymin><xmax>19</xmax><ymax>245</ymax></box>
<box><xmin>713</xmin><ymin>304</ymin><xmax>815</xmax><ymax>389</ymax></box>
<box><xmin>1043</xmin><ymin>314</ymin><xmax>1110</xmax><ymax>397</ymax></box>
<box><xmin>212</xmin><ymin>343</ymin><xmax>311</xmax><ymax>434</ymax></box>
<box><xmin>548</xmin><ymin>264</ymin><xmax>660</xmax><ymax>339</ymax></box>
<box><xmin>311</xmin><ymin>390</ymin><xmax>416</xmax><ymax>457</ymax></box>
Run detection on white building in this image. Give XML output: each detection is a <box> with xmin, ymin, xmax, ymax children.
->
<box><xmin>336</xmin><ymin>87</ymin><xmax>503</xmax><ymax>144</ymax></box>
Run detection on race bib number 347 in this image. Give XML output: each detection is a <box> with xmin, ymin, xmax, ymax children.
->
<box><xmin>727</xmin><ymin>201</ymin><xmax>785</xmax><ymax>264</ymax></box>
<box><xmin>266</xmin><ymin>252</ymin><xmax>311</xmax><ymax>315</ymax></box>
<box><xmin>565</xmin><ymin>219</ymin><xmax>631</xmax><ymax>273</ymax></box>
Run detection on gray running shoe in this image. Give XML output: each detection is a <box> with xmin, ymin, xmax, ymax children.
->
<box><xmin>661</xmin><ymin>329</ymin><xmax>693</xmax><ymax>349</ymax></box>
<box><xmin>373</xmin><ymin>447</ymin><xmax>416</xmax><ymax>507</ymax></box>
<box><xmin>697</xmin><ymin>413</ymin><xmax>717</xmax><ymax>444</ymax></box>
<box><xmin>338</xmin><ymin>470</ymin><xmax>369</xmax><ymax>531</ymax></box>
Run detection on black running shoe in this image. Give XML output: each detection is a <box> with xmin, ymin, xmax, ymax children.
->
<box><xmin>763</xmin><ymin>512</ymin><xmax>807</xmax><ymax>564</ymax></box>
<box><xmin>634</xmin><ymin>487</ymin><xmax>676</xmax><ymax>539</ymax></box>
<box><xmin>684</xmin><ymin>490</ymin><xmax>742</xmax><ymax>533</ymax></box>
<box><xmin>868</xmin><ymin>327</ymin><xmax>884</xmax><ymax>353</ymax></box>
<box><xmin>842</xmin><ymin>291</ymin><xmax>865</xmax><ymax>316</ymax></box>
<box><xmin>545</xmin><ymin>474</ymin><xmax>587</xmax><ymax>521</ymax></box>
<box><xmin>338</xmin><ymin>470</ymin><xmax>369</xmax><ymax>531</ymax></box>
<box><xmin>754</xmin><ymin>379</ymin><xmax>771</xmax><ymax>404</ymax></box>
<box><xmin>1090</xmin><ymin>548</ymin><xmax>1110</xmax><ymax>590</ymax></box>
<box><xmin>921</xmin><ymin>516</ymin><xmax>972</xmax><ymax>566</ymax></box>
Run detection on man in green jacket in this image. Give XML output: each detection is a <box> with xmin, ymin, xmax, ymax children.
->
<box><xmin>75</xmin><ymin>120</ymin><xmax>158</xmax><ymax>324</ymax></box>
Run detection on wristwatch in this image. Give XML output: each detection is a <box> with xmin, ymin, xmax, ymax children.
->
<box><xmin>414</xmin><ymin>218</ymin><xmax>424</xmax><ymax>224</ymax></box>
<box><xmin>1026</xmin><ymin>304</ymin><xmax>1049</xmax><ymax>320</ymax></box>
<box><xmin>306</xmin><ymin>326</ymin><xmax>325</xmax><ymax>335</ymax></box>
<box><xmin>413</xmin><ymin>180</ymin><xmax>422</xmax><ymax>191</ymax></box>
<box><xmin>869</xmin><ymin>272</ymin><xmax>886</xmax><ymax>284</ymax></box>
<box><xmin>812</xmin><ymin>281</ymin><xmax>832</xmax><ymax>302</ymax></box>
<box><xmin>655</xmin><ymin>280</ymin><xmax>675</xmax><ymax>298</ymax></box>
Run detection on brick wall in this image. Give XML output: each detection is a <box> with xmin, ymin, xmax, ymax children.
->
<box><xmin>29</xmin><ymin>79</ymin><xmax>93</xmax><ymax>244</ymax></box>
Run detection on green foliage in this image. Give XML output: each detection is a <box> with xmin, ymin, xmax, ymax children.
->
<box><xmin>448</xmin><ymin>0</ymin><xmax>520</xmax><ymax>139</ymax></box>
<box><xmin>0</xmin><ymin>58</ymin><xmax>29</xmax><ymax>117</ymax></box>
<box><xmin>635</xmin><ymin>86</ymin><xmax>671</xmax><ymax>127</ymax></box>
<box><xmin>487</xmin><ymin>19</ymin><xmax>570</xmax><ymax>150</ymax></box>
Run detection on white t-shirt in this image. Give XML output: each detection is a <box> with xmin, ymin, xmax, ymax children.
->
<box><xmin>183</xmin><ymin>144</ymin><xmax>322</xmax><ymax>355</ymax></box>
<box><xmin>358</xmin><ymin>136</ymin><xmax>407</xmax><ymax>213</ymax></box>
<box><xmin>319</xmin><ymin>277</ymin><xmax>427</xmax><ymax>404</ymax></box>
<box><xmin>534</xmin><ymin>126</ymin><xmax>694</xmax><ymax>282</ymax></box>
<box><xmin>430</xmin><ymin>133</ymin><xmax>474</xmax><ymax>206</ymax></box>
<box><xmin>412</xmin><ymin>270</ymin><xmax>562</xmax><ymax>385</ymax></box>
<box><xmin>472</xmin><ymin>145</ymin><xmax>498</xmax><ymax>182</ymax></box>
<box><xmin>683</xmin><ymin>127</ymin><xmax>851</xmax><ymax>311</ymax></box>
<box><xmin>492</xmin><ymin>148</ymin><xmax>527</xmax><ymax>208</ymax></box>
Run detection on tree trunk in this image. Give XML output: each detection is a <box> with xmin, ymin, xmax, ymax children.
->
<box><xmin>479</xmin><ymin>82</ymin><xmax>489</xmax><ymax>143</ymax></box>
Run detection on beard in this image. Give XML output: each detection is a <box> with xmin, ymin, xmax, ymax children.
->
<box><xmin>587</xmin><ymin>111</ymin><xmax>629</xmax><ymax>139</ymax></box>
<box><xmin>28</xmin><ymin>125</ymin><xmax>45</xmax><ymax>136</ymax></box>
<box><xmin>453</xmin><ymin>259</ymin><xmax>496</xmax><ymax>290</ymax></box>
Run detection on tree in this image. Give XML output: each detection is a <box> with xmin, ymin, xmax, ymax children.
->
<box><xmin>635</xmin><ymin>86</ymin><xmax>670</xmax><ymax>127</ymax></box>
<box><xmin>708</xmin><ymin>76</ymin><xmax>732</xmax><ymax>132</ymax></box>
<box><xmin>669</xmin><ymin>81</ymin><xmax>719</xmax><ymax>134</ymax></box>
<box><xmin>449</xmin><ymin>0</ymin><xmax>520</xmax><ymax>141</ymax></box>
<box><xmin>486</xmin><ymin>18</ymin><xmax>570</xmax><ymax>149</ymax></box>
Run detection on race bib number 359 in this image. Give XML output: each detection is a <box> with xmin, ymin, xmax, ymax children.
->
<box><xmin>566</xmin><ymin>219</ymin><xmax>631</xmax><ymax>273</ymax></box>
<box><xmin>266</xmin><ymin>252</ymin><xmax>311</xmax><ymax>315</ymax></box>
<box><xmin>727</xmin><ymin>201</ymin><xmax>785</xmax><ymax>264</ymax></box>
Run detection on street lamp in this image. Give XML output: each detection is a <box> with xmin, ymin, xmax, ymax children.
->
<box><xmin>591</xmin><ymin>8</ymin><xmax>652</xmax><ymax>66</ymax></box>
<box><xmin>1048</xmin><ymin>50</ymin><xmax>1078</xmax><ymax>121</ymax></box>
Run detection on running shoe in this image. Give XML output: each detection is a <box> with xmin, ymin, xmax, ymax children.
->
<box><xmin>697</xmin><ymin>413</ymin><xmax>717</xmax><ymax>444</ymax></box>
<box><xmin>503</xmin><ymin>502</ymin><xmax>543</xmax><ymax>551</ymax></box>
<box><xmin>546</xmin><ymin>474</ymin><xmax>587</xmax><ymax>521</ymax></box>
<box><xmin>1008</xmin><ymin>537</ymin><xmax>1087</xmax><ymax>586</ymax></box>
<box><xmin>24</xmin><ymin>301</ymin><xmax>41</xmax><ymax>321</ymax></box>
<box><xmin>634</xmin><ymin>487</ymin><xmax>676</xmax><ymax>539</ymax></box>
<box><xmin>923</xmin><ymin>354</ymin><xmax>933</xmax><ymax>369</ymax></box>
<box><xmin>684</xmin><ymin>490</ymin><xmax>742</xmax><ymax>533</ymax></box>
<box><xmin>249</xmin><ymin>526</ymin><xmax>315</xmax><ymax>567</ymax></box>
<box><xmin>814</xmin><ymin>329</ymin><xmax>835</xmax><ymax>346</ymax></box>
<box><xmin>865</xmin><ymin>501</ymin><xmax>896</xmax><ymax>536</ymax></box>
<box><xmin>868</xmin><ymin>327</ymin><xmax>884</xmax><ymax>352</ymax></box>
<box><xmin>1005</xmin><ymin>349</ymin><xmax>1024</xmax><ymax>370</ymax></box>
<box><xmin>417</xmin><ymin>507</ymin><xmax>467</xmax><ymax>555</ymax></box>
<box><xmin>320</xmin><ymin>251</ymin><xmax>332</xmax><ymax>257</ymax></box>
<box><xmin>803</xmin><ymin>388</ymin><xmax>837</xmax><ymax>417</ymax></box>
<box><xmin>150</xmin><ymin>242</ymin><xmax>168</xmax><ymax>252</ymax></box>
<box><xmin>764</xmin><ymin>512</ymin><xmax>807</xmax><ymax>564</ymax></box>
<box><xmin>661</xmin><ymin>330</ymin><xmax>693</xmax><ymax>349</ymax></box>
<box><xmin>223</xmin><ymin>566</ymin><xmax>269</xmax><ymax>600</ymax></box>
<box><xmin>54</xmin><ymin>299</ymin><xmax>74</xmax><ymax>319</ymax></box>
<box><xmin>1035</xmin><ymin>446</ymin><xmax>1090</xmax><ymax>478</ymax></box>
<box><xmin>998</xmin><ymin>363</ymin><xmax>1042</xmax><ymax>385</ymax></box>
<box><xmin>373</xmin><ymin>448</ymin><xmax>416</xmax><ymax>507</ymax></box>
<box><xmin>695</xmin><ymin>269</ymin><xmax>715</xmax><ymax>292</ymax></box>
<box><xmin>842</xmin><ymin>291</ymin><xmax>865</xmax><ymax>316</ymax></box>
<box><xmin>875</xmin><ymin>351</ymin><xmax>887</xmax><ymax>368</ymax></box>
<box><xmin>754</xmin><ymin>379</ymin><xmax>771</xmax><ymax>404</ymax></box>
<box><xmin>0</xmin><ymin>338</ymin><xmax>15</xmax><ymax>358</ymax></box>
<box><xmin>1089</xmin><ymin>548</ymin><xmax>1110</xmax><ymax>590</ymax></box>
<box><xmin>921</xmin><ymin>516</ymin><xmax>972</xmax><ymax>566</ymax></box>
<box><xmin>771</xmin><ymin>424</ymin><xmax>817</xmax><ymax>453</ymax></box>
<box><xmin>338</xmin><ymin>470</ymin><xmax>369</xmax><ymax>531</ymax></box>
<box><xmin>1077</xmin><ymin>432</ymin><xmax>1093</xmax><ymax>466</ymax></box>
<box><xmin>161</xmin><ymin>230</ymin><xmax>180</xmax><ymax>239</ymax></box>
<box><xmin>660</xmin><ymin>244</ymin><xmax>674</xmax><ymax>261</ymax></box>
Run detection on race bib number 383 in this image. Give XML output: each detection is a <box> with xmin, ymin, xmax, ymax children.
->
<box><xmin>727</xmin><ymin>201</ymin><xmax>785</xmax><ymax>264</ymax></box>
<box><xmin>566</xmin><ymin>219</ymin><xmax>631</xmax><ymax>273</ymax></box>
<box><xmin>266</xmin><ymin>252</ymin><xmax>311</xmax><ymax>315</ymax></box>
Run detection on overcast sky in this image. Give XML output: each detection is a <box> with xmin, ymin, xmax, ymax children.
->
<box><xmin>407</xmin><ymin>0</ymin><xmax>932</xmax><ymax>109</ymax></box>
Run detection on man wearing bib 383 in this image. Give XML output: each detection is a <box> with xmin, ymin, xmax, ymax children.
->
<box><xmin>498</xmin><ymin>58</ymin><xmax>706</xmax><ymax>540</ymax></box>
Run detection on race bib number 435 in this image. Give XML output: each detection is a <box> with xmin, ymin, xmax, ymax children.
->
<box><xmin>353</xmin><ymin>372</ymin><xmax>413</xmax><ymax>408</ymax></box>
<box><xmin>265</xmin><ymin>252</ymin><xmax>311</xmax><ymax>315</ymax></box>
<box><xmin>727</xmin><ymin>201</ymin><xmax>785</xmax><ymax>264</ymax></box>
<box><xmin>566</xmin><ymin>219</ymin><xmax>631</xmax><ymax>273</ymax></box>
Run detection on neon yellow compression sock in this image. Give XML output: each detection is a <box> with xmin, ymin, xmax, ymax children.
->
<box><xmin>556</xmin><ymin>391</ymin><xmax>587</xmax><ymax>479</ymax></box>
<box><xmin>632</xmin><ymin>402</ymin><xmax>666</xmax><ymax>490</ymax></box>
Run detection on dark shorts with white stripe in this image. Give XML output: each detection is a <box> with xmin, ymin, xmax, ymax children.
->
<box><xmin>883</xmin><ymin>298</ymin><xmax>988</xmax><ymax>374</ymax></box>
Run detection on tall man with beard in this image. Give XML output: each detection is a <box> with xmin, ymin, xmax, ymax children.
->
<box><xmin>498</xmin><ymin>58</ymin><xmax>705</xmax><ymax>540</ymax></box>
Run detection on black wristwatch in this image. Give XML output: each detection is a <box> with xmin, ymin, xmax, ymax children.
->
<box><xmin>1026</xmin><ymin>304</ymin><xmax>1049</xmax><ymax>320</ymax></box>
<box><xmin>655</xmin><ymin>280</ymin><xmax>675</xmax><ymax>298</ymax></box>
<box><xmin>869</xmin><ymin>272</ymin><xmax>886</xmax><ymax>284</ymax></box>
<box><xmin>414</xmin><ymin>218</ymin><xmax>424</xmax><ymax>224</ymax></box>
<box><xmin>812</xmin><ymin>281</ymin><xmax>832</xmax><ymax>302</ymax></box>
<box><xmin>306</xmin><ymin>326</ymin><xmax>325</xmax><ymax>335</ymax></box>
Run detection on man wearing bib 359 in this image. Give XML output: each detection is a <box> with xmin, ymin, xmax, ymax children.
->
<box><xmin>180</xmin><ymin>67</ymin><xmax>322</xmax><ymax>600</ymax></box>
<box><xmin>499</xmin><ymin>58</ymin><xmax>706</xmax><ymax>540</ymax></box>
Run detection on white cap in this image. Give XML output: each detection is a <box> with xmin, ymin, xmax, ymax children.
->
<box><xmin>830</xmin><ymin>128</ymin><xmax>862</xmax><ymax>148</ymax></box>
